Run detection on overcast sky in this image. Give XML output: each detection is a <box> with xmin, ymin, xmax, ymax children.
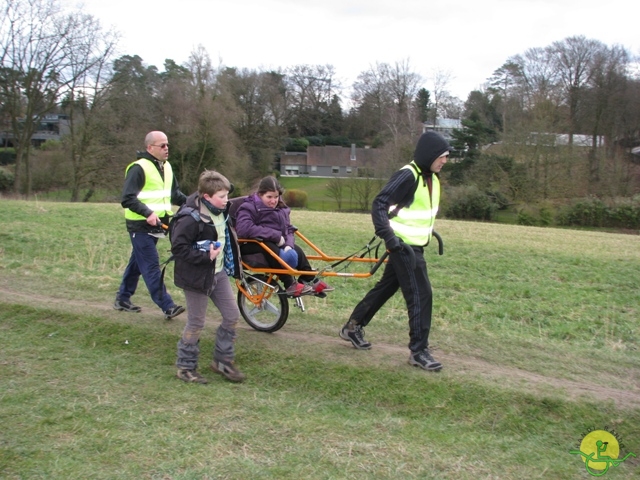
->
<box><xmin>70</xmin><ymin>0</ymin><xmax>639</xmax><ymax>100</ymax></box>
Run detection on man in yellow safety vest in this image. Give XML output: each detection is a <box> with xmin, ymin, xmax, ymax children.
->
<box><xmin>114</xmin><ymin>131</ymin><xmax>187</xmax><ymax>320</ymax></box>
<box><xmin>340</xmin><ymin>131</ymin><xmax>451</xmax><ymax>372</ymax></box>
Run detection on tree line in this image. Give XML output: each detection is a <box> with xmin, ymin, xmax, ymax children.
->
<box><xmin>1</xmin><ymin>0</ymin><xmax>639</xmax><ymax>205</ymax></box>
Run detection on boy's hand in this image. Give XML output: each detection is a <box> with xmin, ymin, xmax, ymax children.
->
<box><xmin>208</xmin><ymin>241</ymin><xmax>222</xmax><ymax>261</ymax></box>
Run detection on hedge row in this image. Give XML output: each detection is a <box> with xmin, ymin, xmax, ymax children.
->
<box><xmin>556</xmin><ymin>196</ymin><xmax>640</xmax><ymax>229</ymax></box>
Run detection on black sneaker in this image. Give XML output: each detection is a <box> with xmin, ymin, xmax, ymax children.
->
<box><xmin>164</xmin><ymin>305</ymin><xmax>185</xmax><ymax>320</ymax></box>
<box><xmin>339</xmin><ymin>320</ymin><xmax>372</xmax><ymax>350</ymax></box>
<box><xmin>408</xmin><ymin>349</ymin><xmax>443</xmax><ymax>372</ymax></box>
<box><xmin>211</xmin><ymin>360</ymin><xmax>246</xmax><ymax>383</ymax></box>
<box><xmin>176</xmin><ymin>369</ymin><xmax>208</xmax><ymax>384</ymax></box>
<box><xmin>113</xmin><ymin>299</ymin><xmax>141</xmax><ymax>313</ymax></box>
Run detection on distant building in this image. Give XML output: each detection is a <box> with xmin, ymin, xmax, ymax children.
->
<box><xmin>528</xmin><ymin>132</ymin><xmax>604</xmax><ymax>147</ymax></box>
<box><xmin>423</xmin><ymin>118</ymin><xmax>462</xmax><ymax>142</ymax></box>
<box><xmin>0</xmin><ymin>114</ymin><xmax>70</xmax><ymax>148</ymax></box>
<box><xmin>279</xmin><ymin>144</ymin><xmax>382</xmax><ymax>177</ymax></box>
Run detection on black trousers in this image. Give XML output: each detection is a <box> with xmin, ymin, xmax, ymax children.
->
<box><xmin>240</xmin><ymin>241</ymin><xmax>315</xmax><ymax>287</ymax></box>
<box><xmin>350</xmin><ymin>245</ymin><xmax>432</xmax><ymax>353</ymax></box>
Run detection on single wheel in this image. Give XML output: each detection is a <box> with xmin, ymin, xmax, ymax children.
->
<box><xmin>237</xmin><ymin>276</ymin><xmax>289</xmax><ymax>332</ymax></box>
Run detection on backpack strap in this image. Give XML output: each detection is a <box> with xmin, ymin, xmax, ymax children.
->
<box><xmin>187</xmin><ymin>208</ymin><xmax>201</xmax><ymax>223</ymax></box>
<box><xmin>160</xmin><ymin>206</ymin><xmax>203</xmax><ymax>300</ymax></box>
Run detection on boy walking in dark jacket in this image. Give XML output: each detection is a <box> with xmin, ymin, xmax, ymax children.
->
<box><xmin>171</xmin><ymin>170</ymin><xmax>244</xmax><ymax>383</ymax></box>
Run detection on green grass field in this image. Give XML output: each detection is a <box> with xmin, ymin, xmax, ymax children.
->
<box><xmin>0</xmin><ymin>199</ymin><xmax>638</xmax><ymax>479</ymax></box>
<box><xmin>31</xmin><ymin>177</ymin><xmax>378</xmax><ymax>212</ymax></box>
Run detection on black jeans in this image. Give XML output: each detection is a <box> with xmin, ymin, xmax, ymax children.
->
<box><xmin>349</xmin><ymin>245</ymin><xmax>432</xmax><ymax>353</ymax></box>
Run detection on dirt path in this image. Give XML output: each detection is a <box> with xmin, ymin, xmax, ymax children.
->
<box><xmin>1</xmin><ymin>286</ymin><xmax>639</xmax><ymax>410</ymax></box>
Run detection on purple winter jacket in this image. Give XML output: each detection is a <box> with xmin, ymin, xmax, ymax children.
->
<box><xmin>234</xmin><ymin>193</ymin><xmax>296</xmax><ymax>247</ymax></box>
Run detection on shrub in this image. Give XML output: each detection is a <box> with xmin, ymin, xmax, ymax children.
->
<box><xmin>562</xmin><ymin>196</ymin><xmax>608</xmax><ymax>227</ymax></box>
<box><xmin>0</xmin><ymin>166</ymin><xmax>14</xmax><ymax>191</ymax></box>
<box><xmin>486</xmin><ymin>190</ymin><xmax>510</xmax><ymax>210</ymax></box>
<box><xmin>513</xmin><ymin>201</ymin><xmax>557</xmax><ymax>227</ymax></box>
<box><xmin>538</xmin><ymin>203</ymin><xmax>554</xmax><ymax>226</ymax></box>
<box><xmin>324</xmin><ymin>135</ymin><xmax>351</xmax><ymax>147</ymax></box>
<box><xmin>556</xmin><ymin>196</ymin><xmax>640</xmax><ymax>229</ymax></box>
<box><xmin>0</xmin><ymin>148</ymin><xmax>16</xmax><ymax>165</ymax></box>
<box><xmin>305</xmin><ymin>136</ymin><xmax>324</xmax><ymax>146</ymax></box>
<box><xmin>611</xmin><ymin>204</ymin><xmax>639</xmax><ymax>229</ymax></box>
<box><xmin>284</xmin><ymin>189</ymin><xmax>307</xmax><ymax>208</ymax></box>
<box><xmin>286</xmin><ymin>138</ymin><xmax>310</xmax><ymax>152</ymax></box>
<box><xmin>443</xmin><ymin>185</ymin><xmax>496</xmax><ymax>221</ymax></box>
<box><xmin>517</xmin><ymin>208</ymin><xmax>538</xmax><ymax>226</ymax></box>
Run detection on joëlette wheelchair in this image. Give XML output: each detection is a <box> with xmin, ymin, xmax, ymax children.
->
<box><xmin>228</xmin><ymin>196</ymin><xmax>443</xmax><ymax>333</ymax></box>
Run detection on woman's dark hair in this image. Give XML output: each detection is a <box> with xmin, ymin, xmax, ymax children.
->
<box><xmin>257</xmin><ymin>176</ymin><xmax>284</xmax><ymax>196</ymax></box>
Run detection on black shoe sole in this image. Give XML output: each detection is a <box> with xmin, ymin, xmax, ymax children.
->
<box><xmin>408</xmin><ymin>359</ymin><xmax>443</xmax><ymax>372</ymax></box>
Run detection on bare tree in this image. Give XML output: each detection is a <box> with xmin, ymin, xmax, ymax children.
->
<box><xmin>489</xmin><ymin>61</ymin><xmax>522</xmax><ymax>134</ymax></box>
<box><xmin>384</xmin><ymin>59</ymin><xmax>423</xmax><ymax>142</ymax></box>
<box><xmin>581</xmin><ymin>44</ymin><xmax>630</xmax><ymax>185</ymax></box>
<box><xmin>170</xmin><ymin>46</ymin><xmax>245</xmax><ymax>190</ymax></box>
<box><xmin>325</xmin><ymin>177</ymin><xmax>344</xmax><ymax>210</ymax></box>
<box><xmin>60</xmin><ymin>17</ymin><xmax>118</xmax><ymax>201</ymax></box>
<box><xmin>351</xmin><ymin>62</ymin><xmax>392</xmax><ymax>140</ymax></box>
<box><xmin>350</xmin><ymin>176</ymin><xmax>384</xmax><ymax>212</ymax></box>
<box><xmin>548</xmin><ymin>36</ymin><xmax>607</xmax><ymax>145</ymax></box>
<box><xmin>0</xmin><ymin>0</ymin><xmax>113</xmax><ymax>196</ymax></box>
<box><xmin>430</xmin><ymin>69</ymin><xmax>454</xmax><ymax>123</ymax></box>
<box><xmin>351</xmin><ymin>59</ymin><xmax>423</xmax><ymax>155</ymax></box>
<box><xmin>285</xmin><ymin>64</ymin><xmax>340</xmax><ymax>136</ymax></box>
<box><xmin>219</xmin><ymin>66</ymin><xmax>290</xmax><ymax>178</ymax></box>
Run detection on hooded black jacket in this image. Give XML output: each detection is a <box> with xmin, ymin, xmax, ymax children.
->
<box><xmin>371</xmin><ymin>131</ymin><xmax>451</xmax><ymax>247</ymax></box>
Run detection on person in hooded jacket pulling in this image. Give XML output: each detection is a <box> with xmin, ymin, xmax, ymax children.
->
<box><xmin>171</xmin><ymin>170</ymin><xmax>245</xmax><ymax>383</ymax></box>
<box><xmin>339</xmin><ymin>131</ymin><xmax>451</xmax><ymax>372</ymax></box>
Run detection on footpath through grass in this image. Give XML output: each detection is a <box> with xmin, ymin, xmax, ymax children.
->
<box><xmin>0</xmin><ymin>200</ymin><xmax>639</xmax><ymax>479</ymax></box>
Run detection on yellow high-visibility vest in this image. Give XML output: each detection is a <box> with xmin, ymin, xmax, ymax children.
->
<box><xmin>124</xmin><ymin>159</ymin><xmax>173</xmax><ymax>220</ymax></box>
<box><xmin>388</xmin><ymin>163</ymin><xmax>440</xmax><ymax>246</ymax></box>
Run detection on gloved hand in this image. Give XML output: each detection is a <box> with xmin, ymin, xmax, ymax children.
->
<box><xmin>385</xmin><ymin>236</ymin><xmax>402</xmax><ymax>253</ymax></box>
<box><xmin>387</xmin><ymin>237</ymin><xmax>416</xmax><ymax>270</ymax></box>
<box><xmin>277</xmin><ymin>236</ymin><xmax>285</xmax><ymax>247</ymax></box>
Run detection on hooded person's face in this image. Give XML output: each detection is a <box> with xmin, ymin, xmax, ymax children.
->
<box><xmin>430</xmin><ymin>152</ymin><xmax>449</xmax><ymax>172</ymax></box>
<box><xmin>413</xmin><ymin>131</ymin><xmax>452</xmax><ymax>172</ymax></box>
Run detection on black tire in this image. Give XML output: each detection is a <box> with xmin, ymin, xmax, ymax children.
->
<box><xmin>237</xmin><ymin>276</ymin><xmax>289</xmax><ymax>332</ymax></box>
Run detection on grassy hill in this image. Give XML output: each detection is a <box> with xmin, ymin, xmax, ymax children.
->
<box><xmin>0</xmin><ymin>199</ymin><xmax>638</xmax><ymax>479</ymax></box>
